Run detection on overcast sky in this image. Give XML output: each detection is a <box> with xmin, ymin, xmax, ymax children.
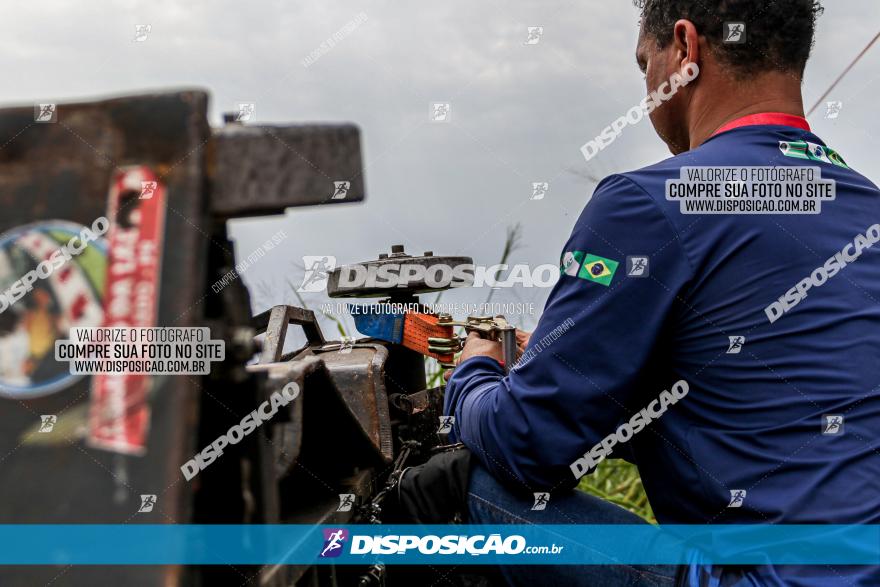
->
<box><xmin>3</xmin><ymin>0</ymin><xmax>878</xmax><ymax>334</ymax></box>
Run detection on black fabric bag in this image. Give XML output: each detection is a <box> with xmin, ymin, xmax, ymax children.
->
<box><xmin>393</xmin><ymin>445</ymin><xmax>473</xmax><ymax>524</ymax></box>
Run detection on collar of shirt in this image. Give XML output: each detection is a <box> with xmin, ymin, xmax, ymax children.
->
<box><xmin>711</xmin><ymin>112</ymin><xmax>811</xmax><ymax>137</ymax></box>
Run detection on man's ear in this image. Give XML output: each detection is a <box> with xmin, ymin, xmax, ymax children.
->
<box><xmin>671</xmin><ymin>19</ymin><xmax>701</xmax><ymax>73</ymax></box>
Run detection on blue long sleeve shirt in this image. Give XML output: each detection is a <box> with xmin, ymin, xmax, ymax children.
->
<box><xmin>445</xmin><ymin>121</ymin><xmax>880</xmax><ymax>586</ymax></box>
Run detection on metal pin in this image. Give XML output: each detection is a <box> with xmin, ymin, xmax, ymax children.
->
<box><xmin>429</xmin><ymin>345</ymin><xmax>457</xmax><ymax>354</ymax></box>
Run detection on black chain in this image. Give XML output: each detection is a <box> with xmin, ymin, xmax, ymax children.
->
<box><xmin>357</xmin><ymin>440</ymin><xmax>420</xmax><ymax>587</ymax></box>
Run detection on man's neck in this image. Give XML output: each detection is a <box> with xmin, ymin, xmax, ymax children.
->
<box><xmin>687</xmin><ymin>73</ymin><xmax>806</xmax><ymax>149</ymax></box>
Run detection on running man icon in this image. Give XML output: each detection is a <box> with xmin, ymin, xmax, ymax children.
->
<box><xmin>320</xmin><ymin>529</ymin><xmax>349</xmax><ymax>558</ymax></box>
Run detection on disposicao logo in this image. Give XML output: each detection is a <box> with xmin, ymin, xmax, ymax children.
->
<box><xmin>320</xmin><ymin>528</ymin><xmax>349</xmax><ymax>558</ymax></box>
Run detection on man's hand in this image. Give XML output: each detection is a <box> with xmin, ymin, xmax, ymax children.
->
<box><xmin>516</xmin><ymin>329</ymin><xmax>531</xmax><ymax>354</ymax></box>
<box><xmin>444</xmin><ymin>329</ymin><xmax>532</xmax><ymax>381</ymax></box>
<box><xmin>459</xmin><ymin>331</ymin><xmax>504</xmax><ymax>364</ymax></box>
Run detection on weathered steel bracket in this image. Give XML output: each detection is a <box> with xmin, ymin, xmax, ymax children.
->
<box><xmin>252</xmin><ymin>304</ymin><xmax>325</xmax><ymax>363</ymax></box>
<box><xmin>248</xmin><ymin>305</ymin><xmax>394</xmax><ymax>467</ymax></box>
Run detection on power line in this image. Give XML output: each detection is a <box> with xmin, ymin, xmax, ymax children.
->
<box><xmin>807</xmin><ymin>30</ymin><xmax>880</xmax><ymax>117</ymax></box>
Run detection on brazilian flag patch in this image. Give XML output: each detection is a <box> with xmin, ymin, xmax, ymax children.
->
<box><xmin>779</xmin><ymin>140</ymin><xmax>850</xmax><ymax>169</ymax></box>
<box><xmin>577</xmin><ymin>254</ymin><xmax>619</xmax><ymax>286</ymax></box>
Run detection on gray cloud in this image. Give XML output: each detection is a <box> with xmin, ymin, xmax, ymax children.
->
<box><xmin>0</xmin><ymin>0</ymin><xmax>876</xmax><ymax>335</ymax></box>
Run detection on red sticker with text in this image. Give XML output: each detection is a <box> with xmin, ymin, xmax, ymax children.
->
<box><xmin>88</xmin><ymin>167</ymin><xmax>166</xmax><ymax>455</ymax></box>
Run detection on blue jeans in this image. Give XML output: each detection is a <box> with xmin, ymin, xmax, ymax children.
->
<box><xmin>467</xmin><ymin>463</ymin><xmax>680</xmax><ymax>587</ymax></box>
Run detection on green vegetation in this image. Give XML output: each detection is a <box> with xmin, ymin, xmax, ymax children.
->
<box><xmin>578</xmin><ymin>459</ymin><xmax>655</xmax><ymax>523</ymax></box>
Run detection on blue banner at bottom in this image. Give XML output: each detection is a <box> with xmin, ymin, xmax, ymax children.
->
<box><xmin>0</xmin><ymin>525</ymin><xmax>877</xmax><ymax>565</ymax></box>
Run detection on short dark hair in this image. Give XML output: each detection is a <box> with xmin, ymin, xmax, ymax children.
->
<box><xmin>634</xmin><ymin>0</ymin><xmax>823</xmax><ymax>77</ymax></box>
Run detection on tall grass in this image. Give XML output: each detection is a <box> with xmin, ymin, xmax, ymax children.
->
<box><xmin>578</xmin><ymin>460</ymin><xmax>654</xmax><ymax>523</ymax></box>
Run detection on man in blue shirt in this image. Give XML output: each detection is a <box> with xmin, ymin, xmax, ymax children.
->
<box><xmin>443</xmin><ymin>0</ymin><xmax>880</xmax><ymax>585</ymax></box>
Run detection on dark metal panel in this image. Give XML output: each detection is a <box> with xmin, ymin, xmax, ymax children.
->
<box><xmin>209</xmin><ymin>123</ymin><xmax>365</xmax><ymax>217</ymax></box>
<box><xmin>0</xmin><ymin>90</ymin><xmax>210</xmax><ymax>587</ymax></box>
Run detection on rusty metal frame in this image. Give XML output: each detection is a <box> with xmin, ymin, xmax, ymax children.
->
<box><xmin>253</xmin><ymin>304</ymin><xmax>325</xmax><ymax>363</ymax></box>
